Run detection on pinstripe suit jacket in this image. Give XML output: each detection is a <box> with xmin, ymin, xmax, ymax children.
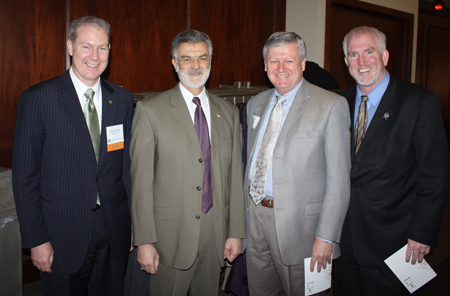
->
<box><xmin>12</xmin><ymin>70</ymin><xmax>134</xmax><ymax>273</ymax></box>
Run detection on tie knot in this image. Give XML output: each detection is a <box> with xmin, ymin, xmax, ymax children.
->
<box><xmin>192</xmin><ymin>96</ymin><xmax>201</xmax><ymax>106</ymax></box>
<box><xmin>85</xmin><ymin>88</ymin><xmax>95</xmax><ymax>100</ymax></box>
<box><xmin>361</xmin><ymin>95</ymin><xmax>368</xmax><ymax>103</ymax></box>
<box><xmin>277</xmin><ymin>95</ymin><xmax>286</xmax><ymax>105</ymax></box>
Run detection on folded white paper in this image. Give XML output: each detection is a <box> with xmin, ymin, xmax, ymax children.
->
<box><xmin>384</xmin><ymin>244</ymin><xmax>437</xmax><ymax>294</ymax></box>
<box><xmin>304</xmin><ymin>257</ymin><xmax>332</xmax><ymax>295</ymax></box>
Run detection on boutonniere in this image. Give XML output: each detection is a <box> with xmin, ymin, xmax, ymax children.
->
<box><xmin>109</xmin><ymin>100</ymin><xmax>113</xmax><ymax>104</ymax></box>
<box><xmin>383</xmin><ymin>113</ymin><xmax>389</xmax><ymax>120</ymax></box>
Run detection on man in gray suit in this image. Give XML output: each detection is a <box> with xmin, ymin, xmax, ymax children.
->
<box><xmin>244</xmin><ymin>32</ymin><xmax>351</xmax><ymax>295</ymax></box>
<box><xmin>130</xmin><ymin>30</ymin><xmax>246</xmax><ymax>295</ymax></box>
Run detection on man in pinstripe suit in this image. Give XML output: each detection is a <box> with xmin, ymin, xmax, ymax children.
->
<box><xmin>12</xmin><ymin>16</ymin><xmax>134</xmax><ymax>296</ymax></box>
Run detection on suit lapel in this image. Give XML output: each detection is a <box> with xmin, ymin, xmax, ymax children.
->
<box><xmin>170</xmin><ymin>86</ymin><xmax>202</xmax><ymax>154</ymax></box>
<box><xmin>56</xmin><ymin>71</ymin><xmax>96</xmax><ymax>160</ymax></box>
<box><xmin>276</xmin><ymin>79</ymin><xmax>310</xmax><ymax>146</ymax></box>
<box><xmin>248</xmin><ymin>90</ymin><xmax>274</xmax><ymax>159</ymax></box>
<box><xmin>98</xmin><ymin>79</ymin><xmax>116</xmax><ymax>164</ymax></box>
<box><xmin>357</xmin><ymin>77</ymin><xmax>396</xmax><ymax>153</ymax></box>
<box><xmin>345</xmin><ymin>87</ymin><xmax>357</xmax><ymax>156</ymax></box>
<box><xmin>208</xmin><ymin>91</ymin><xmax>223</xmax><ymax>164</ymax></box>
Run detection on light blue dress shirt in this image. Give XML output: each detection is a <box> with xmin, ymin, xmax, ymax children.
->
<box><xmin>248</xmin><ymin>80</ymin><xmax>302</xmax><ymax>200</ymax></box>
<box><xmin>353</xmin><ymin>71</ymin><xmax>390</xmax><ymax>128</ymax></box>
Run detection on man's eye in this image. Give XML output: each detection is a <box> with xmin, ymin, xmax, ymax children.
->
<box><xmin>199</xmin><ymin>57</ymin><xmax>207</xmax><ymax>62</ymax></box>
<box><xmin>183</xmin><ymin>58</ymin><xmax>192</xmax><ymax>63</ymax></box>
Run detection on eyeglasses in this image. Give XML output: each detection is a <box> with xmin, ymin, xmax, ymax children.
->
<box><xmin>177</xmin><ymin>56</ymin><xmax>211</xmax><ymax>65</ymax></box>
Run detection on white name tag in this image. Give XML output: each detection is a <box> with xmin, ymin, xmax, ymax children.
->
<box><xmin>252</xmin><ymin>116</ymin><xmax>260</xmax><ymax>129</ymax></box>
<box><xmin>106</xmin><ymin>124</ymin><xmax>124</xmax><ymax>152</ymax></box>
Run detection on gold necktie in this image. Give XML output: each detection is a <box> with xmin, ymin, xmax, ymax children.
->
<box><xmin>249</xmin><ymin>96</ymin><xmax>286</xmax><ymax>205</ymax></box>
<box><xmin>355</xmin><ymin>95</ymin><xmax>369</xmax><ymax>153</ymax></box>
<box><xmin>84</xmin><ymin>88</ymin><xmax>101</xmax><ymax>206</ymax></box>
<box><xmin>84</xmin><ymin>88</ymin><xmax>100</xmax><ymax>163</ymax></box>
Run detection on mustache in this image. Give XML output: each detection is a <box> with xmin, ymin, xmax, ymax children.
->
<box><xmin>186</xmin><ymin>68</ymin><xmax>205</xmax><ymax>75</ymax></box>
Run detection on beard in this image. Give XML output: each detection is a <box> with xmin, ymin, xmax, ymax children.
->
<box><xmin>176</xmin><ymin>63</ymin><xmax>211</xmax><ymax>90</ymax></box>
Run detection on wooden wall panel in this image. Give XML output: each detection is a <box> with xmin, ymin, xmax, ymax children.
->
<box><xmin>416</xmin><ymin>7</ymin><xmax>450</xmax><ymax>148</ymax></box>
<box><xmin>325</xmin><ymin>0</ymin><xmax>414</xmax><ymax>90</ymax></box>
<box><xmin>87</xmin><ymin>0</ymin><xmax>188</xmax><ymax>91</ymax></box>
<box><xmin>0</xmin><ymin>0</ymin><xmax>66</xmax><ymax>167</ymax></box>
<box><xmin>204</xmin><ymin>0</ymin><xmax>286</xmax><ymax>89</ymax></box>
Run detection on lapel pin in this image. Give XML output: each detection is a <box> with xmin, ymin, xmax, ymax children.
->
<box><xmin>217</xmin><ymin>113</ymin><xmax>221</xmax><ymax>117</ymax></box>
<box><xmin>383</xmin><ymin>113</ymin><xmax>389</xmax><ymax>120</ymax></box>
<box><xmin>109</xmin><ymin>100</ymin><xmax>113</xmax><ymax>104</ymax></box>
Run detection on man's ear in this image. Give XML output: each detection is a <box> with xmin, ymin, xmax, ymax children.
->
<box><xmin>382</xmin><ymin>50</ymin><xmax>389</xmax><ymax>67</ymax></box>
<box><xmin>172</xmin><ymin>58</ymin><xmax>177</xmax><ymax>72</ymax></box>
<box><xmin>67</xmin><ymin>39</ymin><xmax>73</xmax><ymax>56</ymax></box>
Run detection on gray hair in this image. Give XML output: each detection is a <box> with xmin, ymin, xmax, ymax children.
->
<box><xmin>263</xmin><ymin>32</ymin><xmax>306</xmax><ymax>61</ymax></box>
<box><xmin>69</xmin><ymin>16</ymin><xmax>111</xmax><ymax>44</ymax></box>
<box><xmin>171</xmin><ymin>30</ymin><xmax>213</xmax><ymax>59</ymax></box>
<box><xmin>343</xmin><ymin>26</ymin><xmax>386</xmax><ymax>57</ymax></box>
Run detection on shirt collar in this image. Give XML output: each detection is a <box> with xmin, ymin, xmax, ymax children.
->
<box><xmin>356</xmin><ymin>71</ymin><xmax>390</xmax><ymax>106</ymax></box>
<box><xmin>273</xmin><ymin>78</ymin><xmax>303</xmax><ymax>106</ymax></box>
<box><xmin>179</xmin><ymin>82</ymin><xmax>207</xmax><ymax>104</ymax></box>
<box><xmin>69</xmin><ymin>66</ymin><xmax>101</xmax><ymax>100</ymax></box>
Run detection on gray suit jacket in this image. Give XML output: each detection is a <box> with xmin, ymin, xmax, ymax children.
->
<box><xmin>244</xmin><ymin>79</ymin><xmax>351</xmax><ymax>265</ymax></box>
<box><xmin>131</xmin><ymin>84</ymin><xmax>246</xmax><ymax>269</ymax></box>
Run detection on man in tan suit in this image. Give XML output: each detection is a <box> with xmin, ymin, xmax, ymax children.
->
<box><xmin>244</xmin><ymin>32</ymin><xmax>351</xmax><ymax>295</ymax></box>
<box><xmin>130</xmin><ymin>30</ymin><xmax>246</xmax><ymax>295</ymax></box>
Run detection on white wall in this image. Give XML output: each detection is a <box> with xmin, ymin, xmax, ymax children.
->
<box><xmin>286</xmin><ymin>0</ymin><xmax>418</xmax><ymax>81</ymax></box>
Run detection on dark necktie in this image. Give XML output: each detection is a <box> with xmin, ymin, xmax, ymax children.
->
<box><xmin>193</xmin><ymin>97</ymin><xmax>213</xmax><ymax>213</ymax></box>
<box><xmin>355</xmin><ymin>95</ymin><xmax>369</xmax><ymax>153</ymax></box>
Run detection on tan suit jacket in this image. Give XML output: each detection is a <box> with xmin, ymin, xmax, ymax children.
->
<box><xmin>244</xmin><ymin>79</ymin><xmax>351</xmax><ymax>265</ymax></box>
<box><xmin>131</xmin><ymin>85</ymin><xmax>246</xmax><ymax>269</ymax></box>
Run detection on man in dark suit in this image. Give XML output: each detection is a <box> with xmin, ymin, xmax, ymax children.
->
<box><xmin>12</xmin><ymin>16</ymin><xmax>133</xmax><ymax>295</ymax></box>
<box><xmin>334</xmin><ymin>26</ymin><xmax>450</xmax><ymax>295</ymax></box>
<box><xmin>131</xmin><ymin>30</ymin><xmax>245</xmax><ymax>295</ymax></box>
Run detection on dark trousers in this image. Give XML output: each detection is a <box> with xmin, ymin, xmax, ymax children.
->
<box><xmin>40</xmin><ymin>209</ymin><xmax>127</xmax><ymax>296</ymax></box>
<box><xmin>333</xmin><ymin>238</ymin><xmax>415</xmax><ymax>296</ymax></box>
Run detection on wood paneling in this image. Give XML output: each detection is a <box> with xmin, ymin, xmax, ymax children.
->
<box><xmin>204</xmin><ymin>0</ymin><xmax>285</xmax><ymax>89</ymax></box>
<box><xmin>0</xmin><ymin>0</ymin><xmax>285</xmax><ymax>167</ymax></box>
<box><xmin>416</xmin><ymin>8</ymin><xmax>450</xmax><ymax>148</ymax></box>
<box><xmin>325</xmin><ymin>0</ymin><xmax>414</xmax><ymax>90</ymax></box>
<box><xmin>0</xmin><ymin>0</ymin><xmax>66</xmax><ymax>167</ymax></box>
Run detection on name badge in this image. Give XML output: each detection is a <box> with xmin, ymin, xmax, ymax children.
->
<box><xmin>106</xmin><ymin>124</ymin><xmax>124</xmax><ymax>152</ymax></box>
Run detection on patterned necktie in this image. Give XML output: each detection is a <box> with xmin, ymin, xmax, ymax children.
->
<box><xmin>193</xmin><ymin>97</ymin><xmax>213</xmax><ymax>213</ymax></box>
<box><xmin>249</xmin><ymin>95</ymin><xmax>286</xmax><ymax>205</ymax></box>
<box><xmin>355</xmin><ymin>95</ymin><xmax>369</xmax><ymax>154</ymax></box>
<box><xmin>84</xmin><ymin>88</ymin><xmax>100</xmax><ymax>163</ymax></box>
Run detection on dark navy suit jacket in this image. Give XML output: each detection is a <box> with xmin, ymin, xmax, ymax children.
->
<box><xmin>12</xmin><ymin>70</ymin><xmax>134</xmax><ymax>273</ymax></box>
<box><xmin>339</xmin><ymin>76</ymin><xmax>450</xmax><ymax>268</ymax></box>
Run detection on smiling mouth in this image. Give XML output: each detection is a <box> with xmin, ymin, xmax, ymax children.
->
<box><xmin>276</xmin><ymin>74</ymin><xmax>289</xmax><ymax>78</ymax></box>
<box><xmin>359</xmin><ymin>68</ymin><xmax>371</xmax><ymax>73</ymax></box>
<box><xmin>87</xmin><ymin>63</ymin><xmax>99</xmax><ymax>68</ymax></box>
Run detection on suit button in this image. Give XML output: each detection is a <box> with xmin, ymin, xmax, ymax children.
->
<box><xmin>197</xmin><ymin>186</ymin><xmax>201</xmax><ymax>191</ymax></box>
<box><xmin>96</xmin><ymin>177</ymin><xmax>100</xmax><ymax>182</ymax></box>
<box><xmin>199</xmin><ymin>158</ymin><xmax>203</xmax><ymax>163</ymax></box>
<box><xmin>195</xmin><ymin>215</ymin><xmax>200</xmax><ymax>219</ymax></box>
